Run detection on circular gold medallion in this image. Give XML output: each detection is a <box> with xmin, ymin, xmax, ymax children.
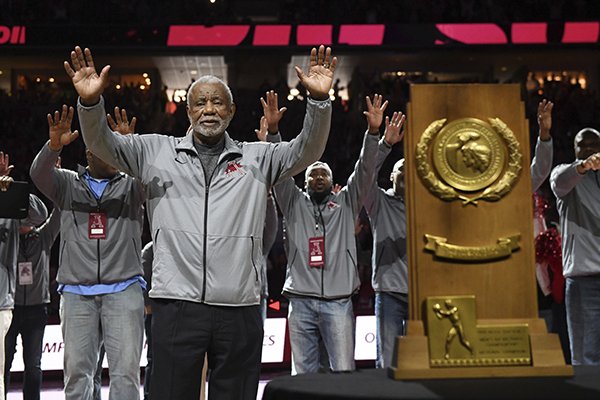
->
<box><xmin>432</xmin><ymin>118</ymin><xmax>506</xmax><ymax>192</ymax></box>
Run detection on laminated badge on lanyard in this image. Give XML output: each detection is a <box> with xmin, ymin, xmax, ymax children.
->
<box><xmin>89</xmin><ymin>212</ymin><xmax>107</xmax><ymax>239</ymax></box>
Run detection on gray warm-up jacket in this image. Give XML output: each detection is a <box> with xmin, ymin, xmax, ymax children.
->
<box><xmin>551</xmin><ymin>161</ymin><xmax>600</xmax><ymax>278</ymax></box>
<box><xmin>274</xmin><ymin>132</ymin><xmax>380</xmax><ymax>299</ymax></box>
<box><xmin>30</xmin><ymin>144</ymin><xmax>145</xmax><ymax>285</ymax></box>
<box><xmin>531</xmin><ymin>137</ymin><xmax>553</xmax><ymax>192</ymax></box>
<box><xmin>363</xmin><ymin>139</ymin><xmax>408</xmax><ymax>295</ymax></box>
<box><xmin>16</xmin><ymin>208</ymin><xmax>61</xmax><ymax>305</ymax></box>
<box><xmin>0</xmin><ymin>194</ymin><xmax>48</xmax><ymax>310</ymax></box>
<box><xmin>78</xmin><ymin>96</ymin><xmax>331</xmax><ymax>306</ymax></box>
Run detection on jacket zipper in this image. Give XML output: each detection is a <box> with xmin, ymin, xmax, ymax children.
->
<box><xmin>201</xmin><ymin>182</ymin><xmax>209</xmax><ymax>302</ymax></box>
<box><xmin>198</xmin><ymin>153</ymin><xmax>235</xmax><ymax>302</ymax></box>
<box><xmin>80</xmin><ymin>172</ymin><xmax>118</xmax><ymax>284</ymax></box>
<box><xmin>201</xmin><ymin>160</ymin><xmax>221</xmax><ymax>302</ymax></box>
<box><xmin>317</xmin><ymin>205</ymin><xmax>326</xmax><ymax>297</ymax></box>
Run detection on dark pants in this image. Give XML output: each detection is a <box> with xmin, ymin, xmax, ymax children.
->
<box><xmin>150</xmin><ymin>300</ymin><xmax>263</xmax><ymax>400</ymax></box>
<box><xmin>144</xmin><ymin>313</ymin><xmax>153</xmax><ymax>400</ymax></box>
<box><xmin>4</xmin><ymin>304</ymin><xmax>48</xmax><ymax>400</ymax></box>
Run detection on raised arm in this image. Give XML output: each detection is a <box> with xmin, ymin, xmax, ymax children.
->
<box><xmin>550</xmin><ymin>162</ymin><xmax>584</xmax><ymax>198</ymax></box>
<box><xmin>30</xmin><ymin>105</ymin><xmax>79</xmax><ymax>205</ymax></box>
<box><xmin>347</xmin><ymin>95</ymin><xmax>405</xmax><ymax>213</ymax></box>
<box><xmin>257</xmin><ymin>97</ymin><xmax>304</xmax><ymax>215</ymax></box>
<box><xmin>364</xmin><ymin>108</ymin><xmax>406</xmax><ymax>213</ymax></box>
<box><xmin>531</xmin><ymin>99</ymin><xmax>553</xmax><ymax>191</ymax></box>
<box><xmin>65</xmin><ymin>47</ymin><xmax>144</xmax><ymax>178</ymax></box>
<box><xmin>552</xmin><ymin>152</ymin><xmax>600</xmax><ymax>198</ymax></box>
<box><xmin>267</xmin><ymin>46</ymin><xmax>336</xmax><ymax>183</ymax></box>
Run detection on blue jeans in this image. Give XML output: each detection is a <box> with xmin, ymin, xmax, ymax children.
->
<box><xmin>565</xmin><ymin>276</ymin><xmax>600</xmax><ymax>365</ymax></box>
<box><xmin>375</xmin><ymin>292</ymin><xmax>408</xmax><ymax>369</ymax></box>
<box><xmin>288</xmin><ymin>297</ymin><xmax>355</xmax><ymax>375</ymax></box>
<box><xmin>60</xmin><ymin>284</ymin><xmax>144</xmax><ymax>400</ymax></box>
<box><xmin>93</xmin><ymin>344</ymin><xmax>105</xmax><ymax>400</ymax></box>
<box><xmin>4</xmin><ymin>305</ymin><xmax>47</xmax><ymax>400</ymax></box>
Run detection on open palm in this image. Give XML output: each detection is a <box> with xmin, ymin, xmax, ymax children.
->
<box><xmin>108</xmin><ymin>107</ymin><xmax>137</xmax><ymax>135</ymax></box>
<box><xmin>363</xmin><ymin>94</ymin><xmax>388</xmax><ymax>133</ymax></box>
<box><xmin>295</xmin><ymin>46</ymin><xmax>337</xmax><ymax>101</ymax></box>
<box><xmin>260</xmin><ymin>91</ymin><xmax>287</xmax><ymax>133</ymax></box>
<box><xmin>64</xmin><ymin>46</ymin><xmax>110</xmax><ymax>104</ymax></box>
<box><xmin>48</xmin><ymin>105</ymin><xmax>80</xmax><ymax>151</ymax></box>
<box><xmin>383</xmin><ymin>112</ymin><xmax>406</xmax><ymax>146</ymax></box>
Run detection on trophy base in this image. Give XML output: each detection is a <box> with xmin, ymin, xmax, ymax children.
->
<box><xmin>389</xmin><ymin>319</ymin><xmax>573</xmax><ymax>380</ymax></box>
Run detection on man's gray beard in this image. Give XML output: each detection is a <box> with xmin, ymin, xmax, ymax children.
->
<box><xmin>192</xmin><ymin>117</ymin><xmax>231</xmax><ymax>138</ymax></box>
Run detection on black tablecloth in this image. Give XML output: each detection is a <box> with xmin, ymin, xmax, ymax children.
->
<box><xmin>263</xmin><ymin>366</ymin><xmax>600</xmax><ymax>400</ymax></box>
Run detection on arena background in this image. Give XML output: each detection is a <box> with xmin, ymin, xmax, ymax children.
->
<box><xmin>1</xmin><ymin>0</ymin><xmax>599</xmax><ymax>395</ymax></box>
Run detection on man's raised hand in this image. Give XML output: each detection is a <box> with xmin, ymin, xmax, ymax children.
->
<box><xmin>255</xmin><ymin>116</ymin><xmax>268</xmax><ymax>142</ymax></box>
<box><xmin>47</xmin><ymin>105</ymin><xmax>80</xmax><ymax>152</ymax></box>
<box><xmin>383</xmin><ymin>112</ymin><xmax>406</xmax><ymax>147</ymax></box>
<box><xmin>64</xmin><ymin>46</ymin><xmax>110</xmax><ymax>106</ymax></box>
<box><xmin>295</xmin><ymin>45</ymin><xmax>337</xmax><ymax>101</ymax></box>
<box><xmin>108</xmin><ymin>107</ymin><xmax>137</xmax><ymax>135</ymax></box>
<box><xmin>537</xmin><ymin>99</ymin><xmax>553</xmax><ymax>141</ymax></box>
<box><xmin>260</xmin><ymin>90</ymin><xmax>287</xmax><ymax>134</ymax></box>
<box><xmin>363</xmin><ymin>94</ymin><xmax>389</xmax><ymax>134</ymax></box>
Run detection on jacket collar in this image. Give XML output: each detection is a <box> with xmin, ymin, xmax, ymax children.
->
<box><xmin>175</xmin><ymin>132</ymin><xmax>242</xmax><ymax>162</ymax></box>
<box><xmin>76</xmin><ymin>165</ymin><xmax>125</xmax><ymax>183</ymax></box>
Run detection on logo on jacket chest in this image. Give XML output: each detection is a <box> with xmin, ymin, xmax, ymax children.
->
<box><xmin>326</xmin><ymin>200</ymin><xmax>340</xmax><ymax>210</ymax></box>
<box><xmin>225</xmin><ymin>161</ymin><xmax>246</xmax><ymax>178</ymax></box>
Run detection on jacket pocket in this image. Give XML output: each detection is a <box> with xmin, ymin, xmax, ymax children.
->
<box><xmin>250</xmin><ymin>236</ymin><xmax>259</xmax><ymax>282</ymax></box>
<box><xmin>205</xmin><ymin>235</ymin><xmax>261</xmax><ymax>305</ymax></box>
<box><xmin>346</xmin><ymin>249</ymin><xmax>357</xmax><ymax>269</ymax></box>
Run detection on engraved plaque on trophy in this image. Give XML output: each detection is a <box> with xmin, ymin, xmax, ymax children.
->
<box><xmin>426</xmin><ymin>296</ymin><xmax>531</xmax><ymax>368</ymax></box>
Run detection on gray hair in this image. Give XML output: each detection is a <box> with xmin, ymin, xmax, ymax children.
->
<box><xmin>187</xmin><ymin>75</ymin><xmax>233</xmax><ymax>107</ymax></box>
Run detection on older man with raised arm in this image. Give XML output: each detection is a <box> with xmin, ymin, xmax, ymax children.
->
<box><xmin>65</xmin><ymin>45</ymin><xmax>336</xmax><ymax>400</ymax></box>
